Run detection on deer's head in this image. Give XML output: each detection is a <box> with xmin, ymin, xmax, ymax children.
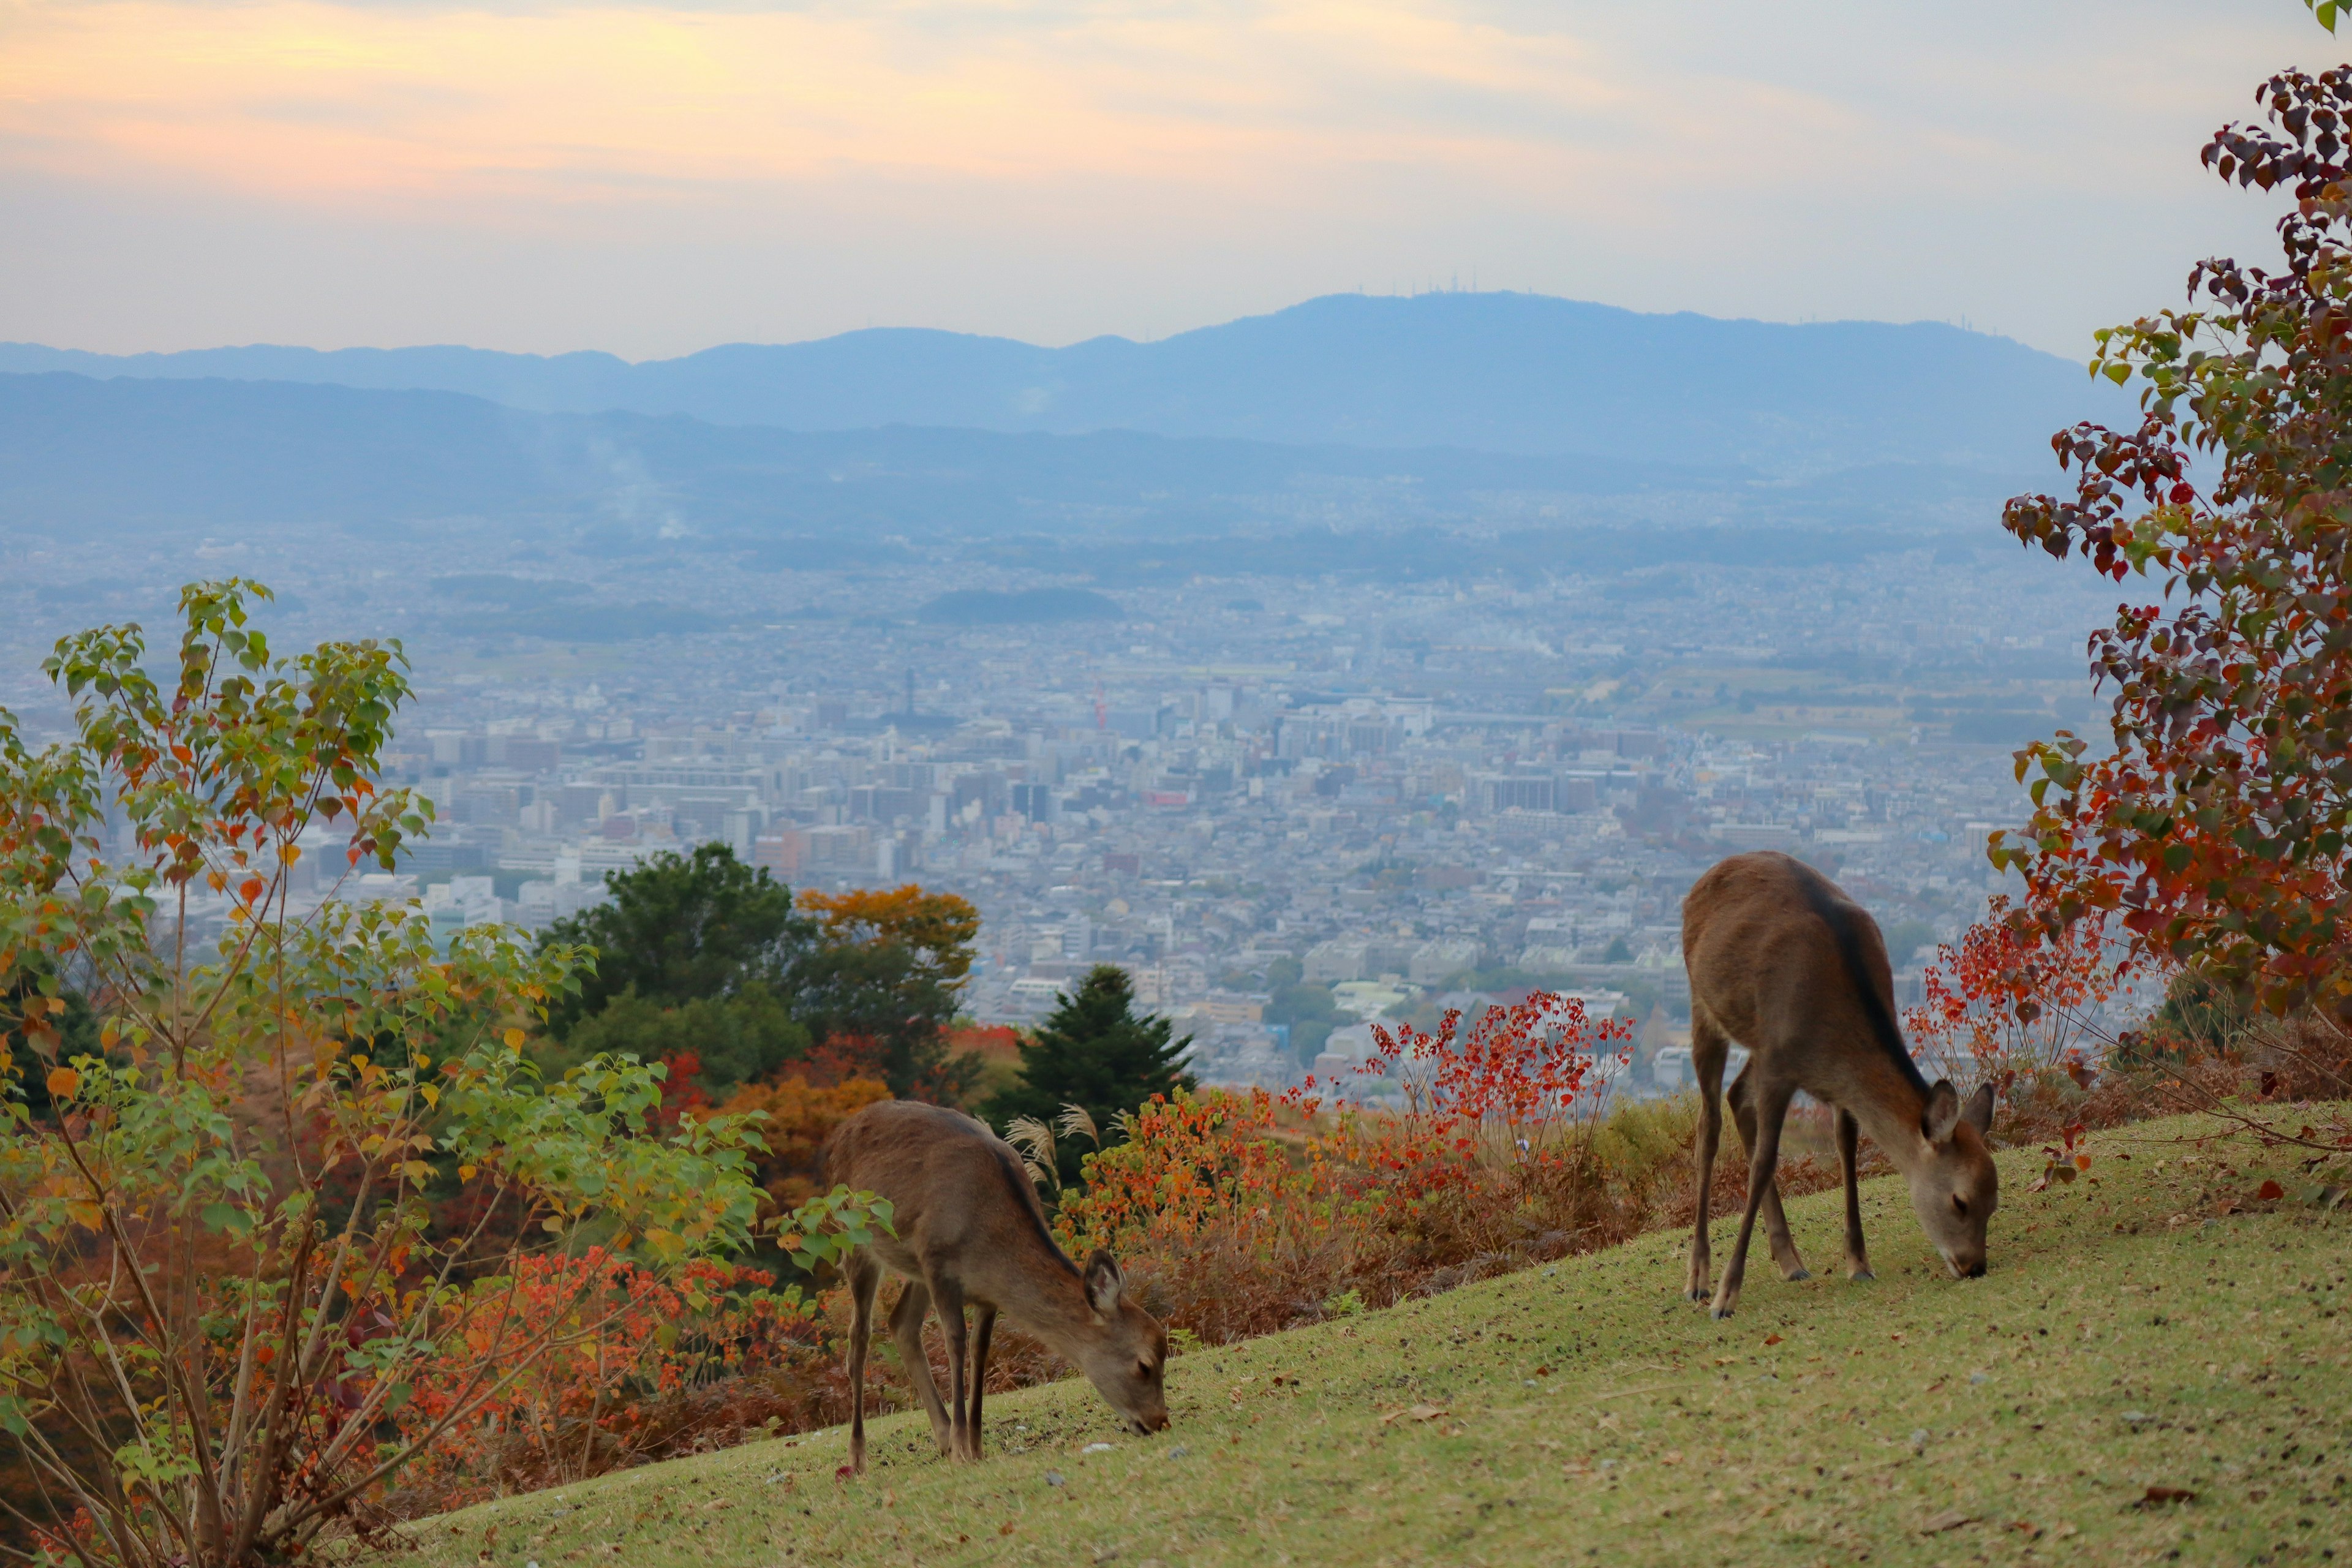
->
<box><xmin>1906</xmin><ymin>1080</ymin><xmax>1998</xmax><ymax>1278</ymax></box>
<box><xmin>1074</xmin><ymin>1250</ymin><xmax>1170</xmax><ymax>1435</ymax></box>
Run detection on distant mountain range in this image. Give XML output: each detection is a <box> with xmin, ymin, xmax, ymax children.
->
<box><xmin>0</xmin><ymin>292</ymin><xmax>2124</xmax><ymax>478</ymax></box>
<box><xmin>0</xmin><ymin>370</ymin><xmax>1720</xmax><ymax>539</ymax></box>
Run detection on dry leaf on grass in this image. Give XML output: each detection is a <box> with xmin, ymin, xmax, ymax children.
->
<box><xmin>1380</xmin><ymin>1403</ymin><xmax>1449</xmax><ymax>1425</ymax></box>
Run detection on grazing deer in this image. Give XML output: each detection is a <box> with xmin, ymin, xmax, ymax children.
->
<box><xmin>821</xmin><ymin>1099</ymin><xmax>1170</xmax><ymax>1473</ymax></box>
<box><xmin>1681</xmin><ymin>851</ymin><xmax>1997</xmax><ymax>1319</ymax></box>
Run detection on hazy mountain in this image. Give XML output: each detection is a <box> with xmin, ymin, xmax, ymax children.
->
<box><xmin>0</xmin><ymin>292</ymin><xmax>2122</xmax><ymax>477</ymax></box>
<box><xmin>0</xmin><ymin>370</ymin><xmax>1755</xmax><ymax>540</ymax></box>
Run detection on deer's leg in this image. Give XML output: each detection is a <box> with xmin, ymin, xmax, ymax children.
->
<box><xmin>1710</xmin><ymin>1076</ymin><xmax>1795</xmax><ymax>1321</ymax></box>
<box><xmin>927</xmin><ymin>1273</ymin><xmax>974</xmax><ymax>1461</ymax></box>
<box><xmin>887</xmin><ymin>1280</ymin><xmax>954</xmax><ymax>1455</ymax></box>
<box><xmin>1836</xmin><ymin>1106</ymin><xmax>1874</xmax><ymax>1281</ymax></box>
<box><xmin>845</xmin><ymin>1251</ymin><xmax>880</xmax><ymax>1476</ymax></box>
<box><xmin>1686</xmin><ymin>1012</ymin><xmax>1730</xmax><ymax>1303</ymax></box>
<box><xmin>967</xmin><ymin>1305</ymin><xmax>998</xmax><ymax>1460</ymax></box>
<box><xmin>1729</xmin><ymin>1066</ymin><xmax>1809</xmax><ymax>1283</ymax></box>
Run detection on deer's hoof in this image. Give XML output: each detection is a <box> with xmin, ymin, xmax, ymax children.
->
<box><xmin>1848</xmin><ymin>1268</ymin><xmax>1875</xmax><ymax>1283</ymax></box>
<box><xmin>1709</xmin><ymin>1299</ymin><xmax>1736</xmax><ymax>1321</ymax></box>
<box><xmin>1785</xmin><ymin>1267</ymin><xmax>1812</xmax><ymax>1283</ymax></box>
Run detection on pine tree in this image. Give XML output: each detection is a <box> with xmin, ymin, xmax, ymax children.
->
<box><xmin>989</xmin><ymin>965</ymin><xmax>1194</xmax><ymax>1188</ymax></box>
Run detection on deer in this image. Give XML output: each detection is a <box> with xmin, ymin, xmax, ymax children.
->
<box><xmin>820</xmin><ymin>1099</ymin><xmax>1170</xmax><ymax>1474</ymax></box>
<box><xmin>1681</xmin><ymin>851</ymin><xmax>1997</xmax><ymax>1320</ymax></box>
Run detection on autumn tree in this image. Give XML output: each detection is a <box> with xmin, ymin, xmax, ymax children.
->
<box><xmin>788</xmin><ymin>884</ymin><xmax>981</xmax><ymax>1099</ymax></box>
<box><xmin>0</xmin><ymin>583</ymin><xmax>772</xmax><ymax>1566</ymax></box>
<box><xmin>796</xmin><ymin>884</ymin><xmax>980</xmax><ymax>989</ymax></box>
<box><xmin>1992</xmin><ymin>10</ymin><xmax>2352</xmax><ymax>1016</ymax></box>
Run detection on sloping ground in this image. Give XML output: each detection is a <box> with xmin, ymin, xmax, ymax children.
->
<box><xmin>407</xmin><ymin>1115</ymin><xmax>2352</xmax><ymax>1567</ymax></box>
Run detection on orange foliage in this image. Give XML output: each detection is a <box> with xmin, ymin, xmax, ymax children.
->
<box><xmin>1055</xmin><ymin>993</ymin><xmax>1635</xmax><ymax>1341</ymax></box>
<box><xmin>797</xmin><ymin>884</ymin><xmax>979</xmax><ymax>980</ymax></box>
<box><xmin>717</xmin><ymin>1075</ymin><xmax>891</xmax><ymax>1207</ymax></box>
<box><xmin>393</xmin><ymin>1249</ymin><xmax>831</xmax><ymax>1511</ymax></box>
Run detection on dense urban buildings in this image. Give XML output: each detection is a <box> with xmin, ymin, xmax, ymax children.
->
<box><xmin>0</xmin><ymin>527</ymin><xmax>2125</xmax><ymax>1093</ymax></box>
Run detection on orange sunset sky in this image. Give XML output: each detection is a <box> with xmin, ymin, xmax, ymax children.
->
<box><xmin>0</xmin><ymin>0</ymin><xmax>2324</xmax><ymax>356</ymax></box>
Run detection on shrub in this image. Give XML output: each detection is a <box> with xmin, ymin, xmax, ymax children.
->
<box><xmin>390</xmin><ymin>1252</ymin><xmax>829</xmax><ymax>1511</ymax></box>
<box><xmin>1990</xmin><ymin>23</ymin><xmax>2352</xmax><ymax>1017</ymax></box>
<box><xmin>1051</xmin><ymin>993</ymin><xmax>1635</xmax><ymax>1341</ymax></box>
<box><xmin>1904</xmin><ymin>895</ymin><xmax>2139</xmax><ymax>1080</ymax></box>
<box><xmin>0</xmin><ymin>582</ymin><xmax>773</xmax><ymax>1566</ymax></box>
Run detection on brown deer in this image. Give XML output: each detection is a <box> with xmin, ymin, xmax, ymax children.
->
<box><xmin>1681</xmin><ymin>851</ymin><xmax>1997</xmax><ymax>1319</ymax></box>
<box><xmin>821</xmin><ymin>1099</ymin><xmax>1170</xmax><ymax>1472</ymax></box>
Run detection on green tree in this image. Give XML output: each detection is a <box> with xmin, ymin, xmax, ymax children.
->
<box><xmin>0</xmin><ymin>582</ymin><xmax>771</xmax><ymax>1566</ymax></box>
<box><xmin>557</xmin><ymin>984</ymin><xmax>810</xmax><ymax>1097</ymax></box>
<box><xmin>989</xmin><ymin>965</ymin><xmax>1194</xmax><ymax>1188</ymax></box>
<box><xmin>1261</xmin><ymin>957</ymin><xmax>1338</xmax><ymax>1068</ymax></box>
<box><xmin>541</xmin><ymin>843</ymin><xmax>809</xmax><ymax>1030</ymax></box>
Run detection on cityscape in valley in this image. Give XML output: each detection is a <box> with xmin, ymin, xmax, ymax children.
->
<box><xmin>0</xmin><ymin>493</ymin><xmax>2125</xmax><ymax>1097</ymax></box>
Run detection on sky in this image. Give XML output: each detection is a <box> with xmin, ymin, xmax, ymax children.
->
<box><xmin>0</xmin><ymin>0</ymin><xmax>2333</xmax><ymax>360</ymax></box>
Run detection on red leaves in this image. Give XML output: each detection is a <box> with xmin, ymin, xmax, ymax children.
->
<box><xmin>1992</xmin><ymin>83</ymin><xmax>2352</xmax><ymax>1014</ymax></box>
<box><xmin>1904</xmin><ymin>898</ymin><xmax>2127</xmax><ymax>1077</ymax></box>
<box><xmin>2256</xmin><ymin>1178</ymin><xmax>2286</xmax><ymax>1201</ymax></box>
<box><xmin>1060</xmin><ymin>995</ymin><xmax>1632</xmax><ymax>1275</ymax></box>
<box><xmin>1359</xmin><ymin>992</ymin><xmax>1631</xmax><ymax>1142</ymax></box>
<box><xmin>2029</xmin><ymin>1122</ymin><xmax>2093</xmax><ymax>1194</ymax></box>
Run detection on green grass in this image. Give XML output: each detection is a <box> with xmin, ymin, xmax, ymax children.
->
<box><xmin>407</xmin><ymin>1114</ymin><xmax>2352</xmax><ymax>1566</ymax></box>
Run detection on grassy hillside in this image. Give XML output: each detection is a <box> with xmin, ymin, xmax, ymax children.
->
<box><xmin>407</xmin><ymin>1114</ymin><xmax>2352</xmax><ymax>1566</ymax></box>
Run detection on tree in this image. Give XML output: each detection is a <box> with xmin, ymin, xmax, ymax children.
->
<box><xmin>541</xmin><ymin>844</ymin><xmax>807</xmax><ymax>1031</ymax></box>
<box><xmin>795</xmin><ymin>884</ymin><xmax>979</xmax><ymax>987</ymax></box>
<box><xmin>786</xmin><ymin>884</ymin><xmax>980</xmax><ymax>1100</ymax></box>
<box><xmin>559</xmin><ymin>985</ymin><xmax>810</xmax><ymax>1101</ymax></box>
<box><xmin>1261</xmin><ymin>956</ymin><xmax>1337</xmax><ymax>1068</ymax></box>
<box><xmin>1991</xmin><ymin>14</ymin><xmax>2352</xmax><ymax>1017</ymax></box>
<box><xmin>990</xmin><ymin>965</ymin><xmax>1194</xmax><ymax>1188</ymax></box>
<box><xmin>0</xmin><ymin>582</ymin><xmax>771</xmax><ymax>1566</ymax></box>
<box><xmin>785</xmin><ymin>938</ymin><xmax>974</xmax><ymax>1102</ymax></box>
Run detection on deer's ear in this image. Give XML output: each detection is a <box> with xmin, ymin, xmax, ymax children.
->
<box><xmin>1963</xmin><ymin>1082</ymin><xmax>1996</xmax><ymax>1136</ymax></box>
<box><xmin>1084</xmin><ymin>1249</ymin><xmax>1125</xmax><ymax>1314</ymax></box>
<box><xmin>1922</xmin><ymin>1080</ymin><xmax>1962</xmax><ymax>1144</ymax></box>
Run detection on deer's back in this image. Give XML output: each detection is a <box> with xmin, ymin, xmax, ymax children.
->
<box><xmin>821</xmin><ymin>1099</ymin><xmax>1076</xmax><ymax>1292</ymax></box>
<box><xmin>1683</xmin><ymin>852</ymin><xmax>1904</xmax><ymax>1073</ymax></box>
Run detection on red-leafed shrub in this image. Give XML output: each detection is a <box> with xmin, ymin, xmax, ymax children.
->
<box><xmin>388</xmin><ymin>1250</ymin><xmax>837</xmax><ymax>1514</ymax></box>
<box><xmin>1053</xmin><ymin>993</ymin><xmax>1637</xmax><ymax>1341</ymax></box>
<box><xmin>1904</xmin><ymin>896</ymin><xmax>2141</xmax><ymax>1080</ymax></box>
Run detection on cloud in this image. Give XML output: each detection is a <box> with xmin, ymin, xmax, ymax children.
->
<box><xmin>0</xmin><ymin>0</ymin><xmax>2327</xmax><ymax>355</ymax></box>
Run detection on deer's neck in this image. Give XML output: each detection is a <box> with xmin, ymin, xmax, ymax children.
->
<box><xmin>986</xmin><ymin>1243</ymin><xmax>1103</xmax><ymax>1352</ymax></box>
<box><xmin>1845</xmin><ymin>1064</ymin><xmax>1933</xmax><ymax>1175</ymax></box>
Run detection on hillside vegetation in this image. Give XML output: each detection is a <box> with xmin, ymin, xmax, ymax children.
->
<box><xmin>405</xmin><ymin>1113</ymin><xmax>2352</xmax><ymax>1567</ymax></box>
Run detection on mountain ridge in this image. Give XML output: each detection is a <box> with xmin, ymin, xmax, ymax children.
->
<box><xmin>0</xmin><ymin>292</ymin><xmax>2122</xmax><ymax>477</ymax></box>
